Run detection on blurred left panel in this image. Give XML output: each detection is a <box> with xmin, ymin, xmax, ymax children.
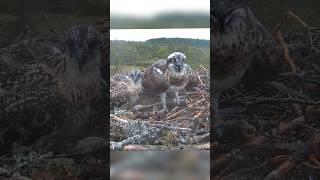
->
<box><xmin>0</xmin><ymin>0</ymin><xmax>109</xmax><ymax>179</ymax></box>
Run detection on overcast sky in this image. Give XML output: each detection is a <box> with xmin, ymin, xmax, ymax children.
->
<box><xmin>111</xmin><ymin>0</ymin><xmax>209</xmax><ymax>17</ymax></box>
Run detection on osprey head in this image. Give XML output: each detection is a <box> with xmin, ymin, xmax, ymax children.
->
<box><xmin>65</xmin><ymin>24</ymin><xmax>101</xmax><ymax>71</ymax></box>
<box><xmin>167</xmin><ymin>52</ymin><xmax>187</xmax><ymax>72</ymax></box>
<box><xmin>129</xmin><ymin>69</ymin><xmax>144</xmax><ymax>85</ymax></box>
<box><xmin>211</xmin><ymin>0</ymin><xmax>247</xmax><ymax>33</ymax></box>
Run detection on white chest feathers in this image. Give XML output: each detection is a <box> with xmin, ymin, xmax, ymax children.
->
<box><xmin>152</xmin><ymin>63</ymin><xmax>191</xmax><ymax>93</ymax></box>
<box><xmin>167</xmin><ymin>83</ymin><xmax>187</xmax><ymax>93</ymax></box>
<box><xmin>153</xmin><ymin>67</ymin><xmax>163</xmax><ymax>75</ymax></box>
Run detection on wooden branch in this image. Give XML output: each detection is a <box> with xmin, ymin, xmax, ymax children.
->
<box><xmin>264</xmin><ymin>160</ymin><xmax>296</xmax><ymax>179</ymax></box>
<box><xmin>123</xmin><ymin>143</ymin><xmax>209</xmax><ymax>151</ymax></box>
<box><xmin>273</xmin><ymin>11</ymin><xmax>320</xmax><ymax>66</ymax></box>
<box><xmin>272</xmin><ymin>116</ymin><xmax>305</xmax><ymax>135</ymax></box>
<box><xmin>196</xmin><ymin>71</ymin><xmax>204</xmax><ymax>85</ymax></box>
<box><xmin>193</xmin><ymin>110</ymin><xmax>206</xmax><ymax>120</ymax></box>
<box><xmin>244</xmin><ymin>116</ymin><xmax>305</xmax><ymax>146</ymax></box>
<box><xmin>165</xmin><ymin>106</ymin><xmax>179</xmax><ymax>119</ymax></box>
<box><xmin>245</xmin><ymin>97</ymin><xmax>320</xmax><ymax>106</ymax></box>
<box><xmin>286</xmin><ymin>11</ymin><xmax>320</xmax><ymax>31</ymax></box>
<box><xmin>123</xmin><ymin>144</ymin><xmax>169</xmax><ymax>151</ymax></box>
<box><xmin>187</xmin><ymin>99</ymin><xmax>206</xmax><ymax>107</ymax></box>
<box><xmin>166</xmin><ymin>109</ymin><xmax>185</xmax><ymax>120</ymax></box>
<box><xmin>133</xmin><ymin>100</ymin><xmax>185</xmax><ymax>111</ymax></box>
<box><xmin>110</xmin><ymin>115</ymin><xmax>129</xmax><ymax>123</ymax></box>
<box><xmin>149</xmin><ymin>124</ymin><xmax>191</xmax><ymax>132</ymax></box>
<box><xmin>274</xmin><ymin>29</ymin><xmax>297</xmax><ymax>73</ymax></box>
<box><xmin>308</xmin><ymin>154</ymin><xmax>320</xmax><ymax>167</ymax></box>
<box><xmin>273</xmin><ymin>11</ymin><xmax>320</xmax><ymax>33</ymax></box>
<box><xmin>304</xmin><ymin>162</ymin><xmax>320</xmax><ymax>170</ymax></box>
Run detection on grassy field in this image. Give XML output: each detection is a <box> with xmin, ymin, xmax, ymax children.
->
<box><xmin>37</xmin><ymin>14</ymin><xmax>105</xmax><ymax>34</ymax></box>
<box><xmin>248</xmin><ymin>0</ymin><xmax>320</xmax><ymax>28</ymax></box>
<box><xmin>0</xmin><ymin>13</ymin><xmax>105</xmax><ymax>47</ymax></box>
<box><xmin>110</xmin><ymin>38</ymin><xmax>210</xmax><ymax>75</ymax></box>
<box><xmin>0</xmin><ymin>0</ymin><xmax>107</xmax><ymax>46</ymax></box>
<box><xmin>0</xmin><ymin>13</ymin><xmax>105</xmax><ymax>32</ymax></box>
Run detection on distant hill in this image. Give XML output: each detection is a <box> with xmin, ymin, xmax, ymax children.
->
<box><xmin>111</xmin><ymin>12</ymin><xmax>209</xmax><ymax>29</ymax></box>
<box><xmin>146</xmin><ymin>38</ymin><xmax>209</xmax><ymax>48</ymax></box>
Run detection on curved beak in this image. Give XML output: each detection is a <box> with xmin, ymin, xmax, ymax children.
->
<box><xmin>73</xmin><ymin>48</ymin><xmax>87</xmax><ymax>70</ymax></box>
<box><xmin>175</xmin><ymin>63</ymin><xmax>183</xmax><ymax>72</ymax></box>
<box><xmin>216</xmin><ymin>9</ymin><xmax>227</xmax><ymax>25</ymax></box>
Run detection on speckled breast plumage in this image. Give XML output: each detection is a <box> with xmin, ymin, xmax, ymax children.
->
<box><xmin>165</xmin><ymin>64</ymin><xmax>192</xmax><ymax>87</ymax></box>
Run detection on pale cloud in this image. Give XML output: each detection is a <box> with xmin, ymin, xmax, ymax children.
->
<box><xmin>111</xmin><ymin>0</ymin><xmax>209</xmax><ymax>17</ymax></box>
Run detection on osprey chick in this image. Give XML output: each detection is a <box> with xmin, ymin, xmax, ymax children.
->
<box><xmin>142</xmin><ymin>52</ymin><xmax>192</xmax><ymax>113</ymax></box>
<box><xmin>110</xmin><ymin>70</ymin><xmax>144</xmax><ymax>109</ymax></box>
<box><xmin>0</xmin><ymin>24</ymin><xmax>101</xmax><ymax>152</ymax></box>
<box><xmin>0</xmin><ymin>39</ymin><xmax>62</xmax><ymax>69</ymax></box>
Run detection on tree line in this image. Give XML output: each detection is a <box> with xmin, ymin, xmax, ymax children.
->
<box><xmin>110</xmin><ymin>38</ymin><xmax>210</xmax><ymax>73</ymax></box>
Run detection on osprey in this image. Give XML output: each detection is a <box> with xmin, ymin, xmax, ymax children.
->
<box><xmin>110</xmin><ymin>69</ymin><xmax>144</xmax><ymax>109</ymax></box>
<box><xmin>0</xmin><ymin>38</ymin><xmax>63</xmax><ymax>69</ymax></box>
<box><xmin>211</xmin><ymin>0</ymin><xmax>282</xmax><ymax>122</ymax></box>
<box><xmin>0</xmin><ymin>24</ymin><xmax>102</xmax><ymax>152</ymax></box>
<box><xmin>142</xmin><ymin>52</ymin><xmax>192</xmax><ymax>113</ymax></box>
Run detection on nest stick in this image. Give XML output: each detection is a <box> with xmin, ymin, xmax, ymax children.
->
<box><xmin>265</xmin><ymin>160</ymin><xmax>296</xmax><ymax>179</ymax></box>
<box><xmin>274</xmin><ymin>29</ymin><xmax>297</xmax><ymax>73</ymax></box>
<box><xmin>166</xmin><ymin>109</ymin><xmax>184</xmax><ymax>120</ymax></box>
<box><xmin>286</xmin><ymin>11</ymin><xmax>320</xmax><ymax>31</ymax></box>
<box><xmin>110</xmin><ymin>115</ymin><xmax>129</xmax><ymax>123</ymax></box>
<box><xmin>199</xmin><ymin>65</ymin><xmax>208</xmax><ymax>72</ymax></box>
<box><xmin>196</xmin><ymin>71</ymin><xmax>204</xmax><ymax>85</ymax></box>
<box><xmin>165</xmin><ymin>106</ymin><xmax>179</xmax><ymax>118</ymax></box>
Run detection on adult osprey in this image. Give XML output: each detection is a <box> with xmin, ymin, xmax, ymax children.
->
<box><xmin>211</xmin><ymin>0</ymin><xmax>282</xmax><ymax>122</ymax></box>
<box><xmin>0</xmin><ymin>24</ymin><xmax>102</xmax><ymax>152</ymax></box>
<box><xmin>142</xmin><ymin>52</ymin><xmax>192</xmax><ymax>113</ymax></box>
<box><xmin>110</xmin><ymin>69</ymin><xmax>144</xmax><ymax>109</ymax></box>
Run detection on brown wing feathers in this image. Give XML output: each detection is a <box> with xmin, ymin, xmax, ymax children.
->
<box><xmin>142</xmin><ymin>59</ymin><xmax>170</xmax><ymax>94</ymax></box>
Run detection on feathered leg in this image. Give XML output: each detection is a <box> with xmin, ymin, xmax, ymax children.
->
<box><xmin>174</xmin><ymin>91</ymin><xmax>180</xmax><ymax>105</ymax></box>
<box><xmin>51</xmin><ymin>105</ymin><xmax>91</xmax><ymax>153</ymax></box>
<box><xmin>129</xmin><ymin>95</ymin><xmax>139</xmax><ymax>110</ymax></box>
<box><xmin>213</xmin><ymin>91</ymin><xmax>222</xmax><ymax>122</ymax></box>
<box><xmin>159</xmin><ymin>92</ymin><xmax>168</xmax><ymax>113</ymax></box>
